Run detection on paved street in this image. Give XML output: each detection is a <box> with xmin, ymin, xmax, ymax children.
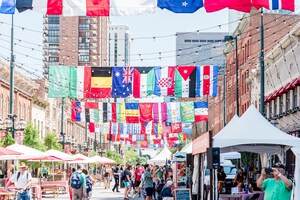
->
<box><xmin>52</xmin><ymin>184</ymin><xmax>144</xmax><ymax>200</ymax></box>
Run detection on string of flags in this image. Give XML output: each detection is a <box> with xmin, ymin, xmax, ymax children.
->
<box><xmin>48</xmin><ymin>66</ymin><xmax>219</xmax><ymax>99</ymax></box>
<box><xmin>0</xmin><ymin>0</ymin><xmax>294</xmax><ymax>15</ymax></box>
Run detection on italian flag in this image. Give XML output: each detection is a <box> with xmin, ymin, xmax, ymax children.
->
<box><xmin>70</xmin><ymin>66</ymin><xmax>91</xmax><ymax>99</ymax></box>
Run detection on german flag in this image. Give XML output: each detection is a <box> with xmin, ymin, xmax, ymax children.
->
<box><xmin>89</xmin><ymin>67</ymin><xmax>112</xmax><ymax>98</ymax></box>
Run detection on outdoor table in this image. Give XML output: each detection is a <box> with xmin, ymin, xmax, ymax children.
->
<box><xmin>219</xmin><ymin>191</ymin><xmax>264</xmax><ymax>200</ymax></box>
<box><xmin>0</xmin><ymin>188</ymin><xmax>15</xmax><ymax>200</ymax></box>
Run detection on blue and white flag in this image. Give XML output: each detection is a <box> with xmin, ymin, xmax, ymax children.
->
<box><xmin>158</xmin><ymin>0</ymin><xmax>203</xmax><ymax>13</ymax></box>
<box><xmin>0</xmin><ymin>0</ymin><xmax>15</xmax><ymax>14</ymax></box>
<box><xmin>166</xmin><ymin>102</ymin><xmax>181</xmax><ymax>123</ymax></box>
<box><xmin>111</xmin><ymin>66</ymin><xmax>133</xmax><ymax>97</ymax></box>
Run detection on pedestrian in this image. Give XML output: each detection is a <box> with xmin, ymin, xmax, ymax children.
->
<box><xmin>112</xmin><ymin>164</ymin><xmax>121</xmax><ymax>193</ymax></box>
<box><xmin>82</xmin><ymin>168</ymin><xmax>95</xmax><ymax>200</ymax></box>
<box><xmin>143</xmin><ymin>164</ymin><xmax>155</xmax><ymax>200</ymax></box>
<box><xmin>123</xmin><ymin>165</ymin><xmax>133</xmax><ymax>200</ymax></box>
<box><xmin>257</xmin><ymin>162</ymin><xmax>293</xmax><ymax>199</ymax></box>
<box><xmin>41</xmin><ymin>166</ymin><xmax>47</xmax><ymax>179</ymax></box>
<box><xmin>5</xmin><ymin>163</ymin><xmax>32</xmax><ymax>200</ymax></box>
<box><xmin>158</xmin><ymin>180</ymin><xmax>174</xmax><ymax>200</ymax></box>
<box><xmin>68</xmin><ymin>168</ymin><xmax>76</xmax><ymax>200</ymax></box>
<box><xmin>217</xmin><ymin>166</ymin><xmax>226</xmax><ymax>193</ymax></box>
<box><xmin>103</xmin><ymin>165</ymin><xmax>112</xmax><ymax>189</ymax></box>
<box><xmin>134</xmin><ymin>164</ymin><xmax>144</xmax><ymax>197</ymax></box>
<box><xmin>70</xmin><ymin>164</ymin><xmax>86</xmax><ymax>200</ymax></box>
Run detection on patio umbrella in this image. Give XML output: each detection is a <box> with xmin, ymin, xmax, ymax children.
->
<box><xmin>91</xmin><ymin>156</ymin><xmax>116</xmax><ymax>164</ymax></box>
<box><xmin>5</xmin><ymin>144</ymin><xmax>47</xmax><ymax>160</ymax></box>
<box><xmin>0</xmin><ymin>147</ymin><xmax>22</xmax><ymax>156</ymax></box>
<box><xmin>45</xmin><ymin>149</ymin><xmax>76</xmax><ymax>162</ymax></box>
<box><xmin>68</xmin><ymin>154</ymin><xmax>97</xmax><ymax>164</ymax></box>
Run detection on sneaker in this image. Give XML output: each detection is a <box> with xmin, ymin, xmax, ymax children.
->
<box><xmin>116</xmin><ymin>190</ymin><xmax>121</xmax><ymax>193</ymax></box>
<box><xmin>112</xmin><ymin>189</ymin><xmax>115</xmax><ymax>192</ymax></box>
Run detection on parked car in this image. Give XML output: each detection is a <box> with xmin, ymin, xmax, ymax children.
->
<box><xmin>203</xmin><ymin>161</ymin><xmax>238</xmax><ymax>199</ymax></box>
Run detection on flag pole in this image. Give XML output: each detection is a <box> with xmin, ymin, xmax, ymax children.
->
<box><xmin>260</xmin><ymin>8</ymin><xmax>265</xmax><ymax>115</ymax></box>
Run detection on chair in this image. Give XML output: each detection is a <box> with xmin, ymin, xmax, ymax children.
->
<box><xmin>251</xmin><ymin>193</ymin><xmax>260</xmax><ymax>200</ymax></box>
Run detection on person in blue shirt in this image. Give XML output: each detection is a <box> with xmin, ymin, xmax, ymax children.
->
<box><xmin>159</xmin><ymin>180</ymin><xmax>174</xmax><ymax>200</ymax></box>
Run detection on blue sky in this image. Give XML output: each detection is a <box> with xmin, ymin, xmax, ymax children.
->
<box><xmin>0</xmin><ymin>8</ymin><xmax>229</xmax><ymax>78</ymax></box>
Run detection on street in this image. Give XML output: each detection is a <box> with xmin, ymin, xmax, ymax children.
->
<box><xmin>52</xmin><ymin>184</ymin><xmax>144</xmax><ymax>200</ymax></box>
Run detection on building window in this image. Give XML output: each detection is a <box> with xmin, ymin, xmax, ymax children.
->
<box><xmin>27</xmin><ymin>106</ymin><xmax>30</xmax><ymax>121</ymax></box>
<box><xmin>79</xmin><ymin>55</ymin><xmax>90</xmax><ymax>62</ymax></box>
<box><xmin>286</xmin><ymin>91</ymin><xmax>290</xmax><ymax>112</ymax></box>
<box><xmin>62</xmin><ymin>24</ymin><xmax>66</xmax><ymax>27</ymax></box>
<box><xmin>62</xmin><ymin>17</ymin><xmax>66</xmax><ymax>21</ymax></box>
<box><xmin>293</xmin><ymin>88</ymin><xmax>298</xmax><ymax>108</ymax></box>
<box><xmin>22</xmin><ymin>103</ymin><xmax>26</xmax><ymax>120</ymax></box>
<box><xmin>279</xmin><ymin>95</ymin><xmax>283</xmax><ymax>114</ymax></box>
<box><xmin>62</xmin><ymin>30</ymin><xmax>66</xmax><ymax>34</ymax></box>
<box><xmin>72</xmin><ymin>24</ymin><xmax>76</xmax><ymax>27</ymax></box>
<box><xmin>72</xmin><ymin>43</ymin><xmax>76</xmax><ymax>46</ymax></box>
<box><xmin>72</xmin><ymin>37</ymin><xmax>76</xmax><ymax>40</ymax></box>
<box><xmin>72</xmin><ymin>30</ymin><xmax>76</xmax><ymax>34</ymax></box>
<box><xmin>274</xmin><ymin>100</ymin><xmax>277</xmax><ymax>116</ymax></box>
<box><xmin>184</xmin><ymin>40</ymin><xmax>191</xmax><ymax>42</ymax></box>
<box><xmin>0</xmin><ymin>94</ymin><xmax>2</xmax><ymax>119</ymax></box>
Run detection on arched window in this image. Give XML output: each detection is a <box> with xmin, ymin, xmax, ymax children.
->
<box><xmin>0</xmin><ymin>94</ymin><xmax>3</xmax><ymax>119</ymax></box>
<box><xmin>23</xmin><ymin>104</ymin><xmax>26</xmax><ymax>120</ymax></box>
<box><xmin>6</xmin><ymin>97</ymin><xmax>9</xmax><ymax>117</ymax></box>
<box><xmin>18</xmin><ymin>102</ymin><xmax>21</xmax><ymax>119</ymax></box>
<box><xmin>27</xmin><ymin>105</ymin><xmax>31</xmax><ymax>121</ymax></box>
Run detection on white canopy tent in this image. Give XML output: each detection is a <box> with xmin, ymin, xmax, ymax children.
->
<box><xmin>6</xmin><ymin>144</ymin><xmax>47</xmax><ymax>160</ymax></box>
<box><xmin>68</xmin><ymin>154</ymin><xmax>98</xmax><ymax>164</ymax></box>
<box><xmin>91</xmin><ymin>156</ymin><xmax>116</xmax><ymax>164</ymax></box>
<box><xmin>213</xmin><ymin>105</ymin><xmax>300</xmax><ymax>154</ymax></box>
<box><xmin>45</xmin><ymin>149</ymin><xmax>76</xmax><ymax>161</ymax></box>
<box><xmin>148</xmin><ymin>146</ymin><xmax>172</xmax><ymax>165</ymax></box>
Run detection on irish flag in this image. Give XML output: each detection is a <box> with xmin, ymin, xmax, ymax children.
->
<box><xmin>132</xmin><ymin>67</ymin><xmax>154</xmax><ymax>98</ymax></box>
<box><xmin>70</xmin><ymin>66</ymin><xmax>91</xmax><ymax>99</ymax></box>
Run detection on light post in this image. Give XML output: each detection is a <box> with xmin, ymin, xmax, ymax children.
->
<box><xmin>0</xmin><ymin>115</ymin><xmax>26</xmax><ymax>139</ymax></box>
<box><xmin>224</xmin><ymin>35</ymin><xmax>239</xmax><ymax>116</ymax></box>
<box><xmin>9</xmin><ymin>15</ymin><xmax>15</xmax><ymax>139</ymax></box>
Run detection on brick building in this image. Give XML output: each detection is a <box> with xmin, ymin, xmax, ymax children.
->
<box><xmin>210</xmin><ymin>10</ymin><xmax>300</xmax><ymax>134</ymax></box>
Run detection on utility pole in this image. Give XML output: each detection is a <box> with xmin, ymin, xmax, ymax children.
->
<box><xmin>260</xmin><ymin>8</ymin><xmax>265</xmax><ymax>115</ymax></box>
<box><xmin>61</xmin><ymin>98</ymin><xmax>65</xmax><ymax>151</ymax></box>
<box><xmin>9</xmin><ymin>15</ymin><xmax>15</xmax><ymax>138</ymax></box>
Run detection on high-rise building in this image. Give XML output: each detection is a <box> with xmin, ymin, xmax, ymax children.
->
<box><xmin>108</xmin><ymin>25</ymin><xmax>130</xmax><ymax>66</ymax></box>
<box><xmin>43</xmin><ymin>16</ymin><xmax>108</xmax><ymax>74</ymax></box>
<box><xmin>176</xmin><ymin>32</ymin><xmax>227</xmax><ymax>67</ymax></box>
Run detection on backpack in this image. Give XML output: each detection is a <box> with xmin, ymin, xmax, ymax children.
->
<box><xmin>121</xmin><ymin>171</ymin><xmax>126</xmax><ymax>181</ymax></box>
<box><xmin>17</xmin><ymin>171</ymin><xmax>29</xmax><ymax>181</ymax></box>
<box><xmin>70</xmin><ymin>172</ymin><xmax>82</xmax><ymax>189</ymax></box>
<box><xmin>86</xmin><ymin>175</ymin><xmax>92</xmax><ymax>193</ymax></box>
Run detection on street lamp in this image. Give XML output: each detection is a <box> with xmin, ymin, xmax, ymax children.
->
<box><xmin>224</xmin><ymin>35</ymin><xmax>239</xmax><ymax>116</ymax></box>
<box><xmin>0</xmin><ymin>115</ymin><xmax>26</xmax><ymax>134</ymax></box>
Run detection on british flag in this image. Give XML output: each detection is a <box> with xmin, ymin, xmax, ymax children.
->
<box><xmin>123</xmin><ymin>66</ymin><xmax>133</xmax><ymax>83</ymax></box>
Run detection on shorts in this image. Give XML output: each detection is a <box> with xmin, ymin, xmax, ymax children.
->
<box><xmin>145</xmin><ymin>187</ymin><xmax>154</xmax><ymax>196</ymax></box>
<box><xmin>135</xmin><ymin>181</ymin><xmax>141</xmax><ymax>188</ymax></box>
<box><xmin>124</xmin><ymin>182</ymin><xmax>131</xmax><ymax>187</ymax></box>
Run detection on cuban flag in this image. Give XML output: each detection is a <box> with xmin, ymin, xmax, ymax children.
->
<box><xmin>71</xmin><ymin>101</ymin><xmax>85</xmax><ymax>122</ymax></box>
<box><xmin>196</xmin><ymin>65</ymin><xmax>218</xmax><ymax>97</ymax></box>
<box><xmin>252</xmin><ymin>0</ymin><xmax>294</xmax><ymax>11</ymax></box>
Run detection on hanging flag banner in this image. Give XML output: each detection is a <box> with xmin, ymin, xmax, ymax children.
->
<box><xmin>196</xmin><ymin>65</ymin><xmax>218</xmax><ymax>97</ymax></box>
<box><xmin>180</xmin><ymin>102</ymin><xmax>195</xmax><ymax>122</ymax></box>
<box><xmin>132</xmin><ymin>67</ymin><xmax>155</xmax><ymax>98</ymax></box>
<box><xmin>112</xmin><ymin>66</ymin><xmax>133</xmax><ymax>98</ymax></box>
<box><xmin>48</xmin><ymin>66</ymin><xmax>70</xmax><ymax>98</ymax></box>
<box><xmin>157</xmin><ymin>0</ymin><xmax>203</xmax><ymax>13</ymax></box>
<box><xmin>194</xmin><ymin>101</ymin><xmax>208</xmax><ymax>122</ymax></box>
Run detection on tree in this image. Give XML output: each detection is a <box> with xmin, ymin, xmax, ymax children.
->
<box><xmin>106</xmin><ymin>150</ymin><xmax>122</xmax><ymax>164</ymax></box>
<box><xmin>43</xmin><ymin>132</ymin><xmax>62</xmax><ymax>151</ymax></box>
<box><xmin>23</xmin><ymin>122</ymin><xmax>46</xmax><ymax>151</ymax></box>
<box><xmin>0</xmin><ymin>133</ymin><xmax>15</xmax><ymax>147</ymax></box>
<box><xmin>125</xmin><ymin>150</ymin><xmax>139</xmax><ymax>165</ymax></box>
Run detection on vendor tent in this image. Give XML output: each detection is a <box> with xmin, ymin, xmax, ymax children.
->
<box><xmin>181</xmin><ymin>142</ymin><xmax>192</xmax><ymax>154</ymax></box>
<box><xmin>68</xmin><ymin>154</ymin><xmax>98</xmax><ymax>164</ymax></box>
<box><xmin>148</xmin><ymin>146</ymin><xmax>172</xmax><ymax>165</ymax></box>
<box><xmin>6</xmin><ymin>144</ymin><xmax>47</xmax><ymax>160</ymax></box>
<box><xmin>91</xmin><ymin>156</ymin><xmax>116</xmax><ymax>164</ymax></box>
<box><xmin>45</xmin><ymin>149</ymin><xmax>76</xmax><ymax>161</ymax></box>
<box><xmin>213</xmin><ymin>105</ymin><xmax>300</xmax><ymax>154</ymax></box>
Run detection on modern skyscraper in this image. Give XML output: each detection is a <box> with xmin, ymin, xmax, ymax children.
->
<box><xmin>176</xmin><ymin>32</ymin><xmax>227</xmax><ymax>67</ymax></box>
<box><xmin>108</xmin><ymin>25</ymin><xmax>130</xmax><ymax>66</ymax></box>
<box><xmin>43</xmin><ymin>16</ymin><xmax>108</xmax><ymax>74</ymax></box>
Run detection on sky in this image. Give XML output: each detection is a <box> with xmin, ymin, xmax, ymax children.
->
<box><xmin>0</xmin><ymin>8</ymin><xmax>229</xmax><ymax>79</ymax></box>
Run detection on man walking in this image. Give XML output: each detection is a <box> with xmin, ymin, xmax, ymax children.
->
<box><xmin>70</xmin><ymin>165</ymin><xmax>86</xmax><ymax>200</ymax></box>
<box><xmin>5</xmin><ymin>163</ymin><xmax>32</xmax><ymax>200</ymax></box>
<box><xmin>112</xmin><ymin>164</ymin><xmax>120</xmax><ymax>193</ymax></box>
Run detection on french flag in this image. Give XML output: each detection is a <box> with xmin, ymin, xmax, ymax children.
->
<box><xmin>196</xmin><ymin>65</ymin><xmax>219</xmax><ymax>97</ymax></box>
<box><xmin>71</xmin><ymin>101</ymin><xmax>85</xmax><ymax>122</ymax></box>
<box><xmin>252</xmin><ymin>0</ymin><xmax>294</xmax><ymax>11</ymax></box>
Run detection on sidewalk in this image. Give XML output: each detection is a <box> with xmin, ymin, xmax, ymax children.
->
<box><xmin>52</xmin><ymin>183</ymin><xmax>144</xmax><ymax>200</ymax></box>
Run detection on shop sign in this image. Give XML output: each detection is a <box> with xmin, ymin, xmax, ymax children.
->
<box><xmin>192</xmin><ymin>131</ymin><xmax>209</xmax><ymax>155</ymax></box>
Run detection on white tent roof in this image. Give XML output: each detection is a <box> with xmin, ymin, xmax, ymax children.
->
<box><xmin>68</xmin><ymin>154</ymin><xmax>97</xmax><ymax>164</ymax></box>
<box><xmin>213</xmin><ymin>105</ymin><xmax>300</xmax><ymax>154</ymax></box>
<box><xmin>148</xmin><ymin>146</ymin><xmax>172</xmax><ymax>165</ymax></box>
<box><xmin>45</xmin><ymin>149</ymin><xmax>75</xmax><ymax>161</ymax></box>
<box><xmin>220</xmin><ymin>152</ymin><xmax>241</xmax><ymax>160</ymax></box>
<box><xmin>6</xmin><ymin>144</ymin><xmax>47</xmax><ymax>160</ymax></box>
<box><xmin>181</xmin><ymin>142</ymin><xmax>193</xmax><ymax>154</ymax></box>
<box><xmin>91</xmin><ymin>156</ymin><xmax>116</xmax><ymax>164</ymax></box>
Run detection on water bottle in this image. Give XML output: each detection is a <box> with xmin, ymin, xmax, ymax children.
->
<box><xmin>244</xmin><ymin>178</ymin><xmax>248</xmax><ymax>194</ymax></box>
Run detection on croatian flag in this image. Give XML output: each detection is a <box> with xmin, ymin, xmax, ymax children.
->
<box><xmin>154</xmin><ymin>66</ymin><xmax>175</xmax><ymax>97</ymax></box>
<box><xmin>252</xmin><ymin>0</ymin><xmax>294</xmax><ymax>11</ymax></box>
<box><xmin>196</xmin><ymin>65</ymin><xmax>218</xmax><ymax>97</ymax></box>
<box><xmin>71</xmin><ymin>101</ymin><xmax>85</xmax><ymax>122</ymax></box>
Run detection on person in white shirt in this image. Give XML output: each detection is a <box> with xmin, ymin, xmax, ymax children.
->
<box><xmin>5</xmin><ymin>163</ymin><xmax>32</xmax><ymax>200</ymax></box>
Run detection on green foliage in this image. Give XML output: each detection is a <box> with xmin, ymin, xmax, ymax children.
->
<box><xmin>136</xmin><ymin>156</ymin><xmax>148</xmax><ymax>165</ymax></box>
<box><xmin>23</xmin><ymin>122</ymin><xmax>46</xmax><ymax>151</ymax></box>
<box><xmin>43</xmin><ymin>132</ymin><xmax>62</xmax><ymax>151</ymax></box>
<box><xmin>106</xmin><ymin>150</ymin><xmax>122</xmax><ymax>164</ymax></box>
<box><xmin>170</xmin><ymin>142</ymin><xmax>185</xmax><ymax>154</ymax></box>
<box><xmin>0</xmin><ymin>133</ymin><xmax>15</xmax><ymax>147</ymax></box>
<box><xmin>125</xmin><ymin>150</ymin><xmax>139</xmax><ymax>165</ymax></box>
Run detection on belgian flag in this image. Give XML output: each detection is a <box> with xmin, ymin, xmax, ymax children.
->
<box><xmin>89</xmin><ymin>67</ymin><xmax>112</xmax><ymax>98</ymax></box>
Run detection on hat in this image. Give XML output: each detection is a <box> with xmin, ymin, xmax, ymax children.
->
<box><xmin>166</xmin><ymin>180</ymin><xmax>173</xmax><ymax>187</ymax></box>
<box><xmin>272</xmin><ymin>162</ymin><xmax>285</xmax><ymax>169</ymax></box>
<box><xmin>18</xmin><ymin>163</ymin><xmax>26</xmax><ymax>168</ymax></box>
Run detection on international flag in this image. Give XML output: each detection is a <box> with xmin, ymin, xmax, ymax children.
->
<box><xmin>125</xmin><ymin>103</ymin><xmax>139</xmax><ymax>123</ymax></box>
<box><xmin>110</xmin><ymin>0</ymin><xmax>155</xmax><ymax>15</ymax></box>
<box><xmin>157</xmin><ymin>0</ymin><xmax>203</xmax><ymax>13</ymax></box>
<box><xmin>141</xmin><ymin>122</ymin><xmax>154</xmax><ymax>135</ymax></box>
<box><xmin>163</xmin><ymin>122</ymin><xmax>172</xmax><ymax>134</ymax></box>
<box><xmin>171</xmin><ymin>122</ymin><xmax>182</xmax><ymax>133</ymax></box>
<box><xmin>182</xmin><ymin>123</ymin><xmax>193</xmax><ymax>134</ymax></box>
<box><xmin>110</xmin><ymin>122</ymin><xmax>119</xmax><ymax>134</ymax></box>
<box><xmin>252</xmin><ymin>0</ymin><xmax>294</xmax><ymax>11</ymax></box>
<box><xmin>175</xmin><ymin>66</ymin><xmax>196</xmax><ymax>98</ymax></box>
<box><xmin>70</xmin><ymin>66</ymin><xmax>91</xmax><ymax>99</ymax></box>
<box><xmin>16</xmin><ymin>0</ymin><xmax>110</xmax><ymax>16</ymax></box>
<box><xmin>204</xmin><ymin>0</ymin><xmax>252</xmax><ymax>12</ymax></box>
<box><xmin>132</xmin><ymin>67</ymin><xmax>155</xmax><ymax>98</ymax></box>
<box><xmin>98</xmin><ymin>102</ymin><xmax>108</xmax><ymax>123</ymax></box>
<box><xmin>89</xmin><ymin>123</ymin><xmax>100</xmax><ymax>133</ymax></box>
<box><xmin>0</xmin><ymin>0</ymin><xmax>15</xmax><ymax>14</ymax></box>
<box><xmin>154</xmin><ymin>67</ymin><xmax>175</xmax><ymax>96</ymax></box>
<box><xmin>166</xmin><ymin>102</ymin><xmax>181</xmax><ymax>123</ymax></box>
<box><xmin>90</xmin><ymin>67</ymin><xmax>112</xmax><ymax>98</ymax></box>
<box><xmin>48</xmin><ymin>66</ymin><xmax>70</xmax><ymax>98</ymax></box>
<box><xmin>152</xmin><ymin>103</ymin><xmax>167</xmax><ymax>123</ymax></box>
<box><xmin>71</xmin><ymin>101</ymin><xmax>85</xmax><ymax>121</ymax></box>
<box><xmin>111</xmin><ymin>103</ymin><xmax>126</xmax><ymax>123</ymax></box>
<box><xmin>111</xmin><ymin>67</ymin><xmax>133</xmax><ymax>98</ymax></box>
<box><xmin>139</xmin><ymin>103</ymin><xmax>153</xmax><ymax>123</ymax></box>
<box><xmin>107</xmin><ymin>103</ymin><xmax>112</xmax><ymax>121</ymax></box>
<box><xmin>194</xmin><ymin>101</ymin><xmax>208</xmax><ymax>122</ymax></box>
<box><xmin>196</xmin><ymin>65</ymin><xmax>218</xmax><ymax>97</ymax></box>
<box><xmin>180</xmin><ymin>102</ymin><xmax>195</xmax><ymax>122</ymax></box>
<box><xmin>84</xmin><ymin>102</ymin><xmax>99</xmax><ymax>109</ymax></box>
<box><xmin>85</xmin><ymin>109</ymin><xmax>100</xmax><ymax>123</ymax></box>
<box><xmin>154</xmin><ymin>123</ymin><xmax>163</xmax><ymax>135</ymax></box>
